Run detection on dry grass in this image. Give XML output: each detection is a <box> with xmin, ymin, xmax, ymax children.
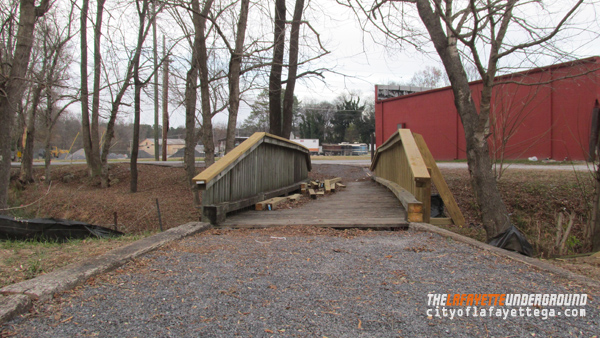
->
<box><xmin>8</xmin><ymin>163</ymin><xmax>203</xmax><ymax>233</ymax></box>
<box><xmin>439</xmin><ymin>168</ymin><xmax>594</xmax><ymax>258</ymax></box>
<box><xmin>0</xmin><ymin>234</ymin><xmax>148</xmax><ymax>288</ymax></box>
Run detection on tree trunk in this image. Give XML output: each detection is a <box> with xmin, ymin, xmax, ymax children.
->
<box><xmin>130</xmin><ymin>83</ymin><xmax>141</xmax><ymax>193</ymax></box>
<box><xmin>79</xmin><ymin>0</ymin><xmax>94</xmax><ymax>177</ymax></box>
<box><xmin>415</xmin><ymin>0</ymin><xmax>510</xmax><ymax>240</ymax></box>
<box><xmin>100</xmin><ymin>80</ymin><xmax>131</xmax><ymax>188</ymax></box>
<box><xmin>198</xmin><ymin>0</ymin><xmax>215</xmax><ymax>168</ymax></box>
<box><xmin>162</xmin><ymin>35</ymin><xmax>169</xmax><ymax>161</ymax></box>
<box><xmin>89</xmin><ymin>0</ymin><xmax>106</xmax><ymax>176</ymax></box>
<box><xmin>268</xmin><ymin>0</ymin><xmax>286</xmax><ymax>137</ymax></box>
<box><xmin>129</xmin><ymin>0</ymin><xmax>149</xmax><ymax>193</ymax></box>
<box><xmin>281</xmin><ymin>0</ymin><xmax>304</xmax><ymax>139</ymax></box>
<box><xmin>19</xmin><ymin>84</ymin><xmax>43</xmax><ymax>183</ymax></box>
<box><xmin>225</xmin><ymin>0</ymin><xmax>250</xmax><ymax>154</ymax></box>
<box><xmin>100</xmin><ymin>41</ymin><xmax>138</xmax><ymax>187</ymax></box>
<box><xmin>0</xmin><ymin>0</ymin><xmax>49</xmax><ymax>213</ymax></box>
<box><xmin>152</xmin><ymin>0</ymin><xmax>159</xmax><ymax>161</ymax></box>
<box><xmin>183</xmin><ymin>0</ymin><xmax>203</xmax><ymax>205</ymax></box>
<box><xmin>43</xmin><ymin>133</ymin><xmax>52</xmax><ymax>184</ymax></box>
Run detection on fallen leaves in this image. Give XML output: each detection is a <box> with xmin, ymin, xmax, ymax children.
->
<box><xmin>404</xmin><ymin>245</ymin><xmax>434</xmax><ymax>253</ymax></box>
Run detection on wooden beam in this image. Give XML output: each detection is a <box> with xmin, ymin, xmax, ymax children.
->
<box><xmin>398</xmin><ymin>129</ymin><xmax>430</xmax><ymax>181</ymax></box>
<box><xmin>288</xmin><ymin>193</ymin><xmax>302</xmax><ymax>201</ymax></box>
<box><xmin>324</xmin><ymin>180</ymin><xmax>332</xmax><ymax>193</ymax></box>
<box><xmin>266</xmin><ymin>197</ymin><xmax>287</xmax><ymax>210</ymax></box>
<box><xmin>202</xmin><ymin>182</ymin><xmax>302</xmax><ymax>224</ymax></box>
<box><xmin>256</xmin><ymin>196</ymin><xmax>287</xmax><ymax>211</ymax></box>
<box><xmin>430</xmin><ymin>217</ymin><xmax>453</xmax><ymax>225</ymax></box>
<box><xmin>309</xmin><ymin>188</ymin><xmax>316</xmax><ymax>199</ymax></box>
<box><xmin>413</xmin><ymin>133</ymin><xmax>466</xmax><ymax>227</ymax></box>
<box><xmin>372</xmin><ymin>176</ymin><xmax>423</xmax><ymax>222</ymax></box>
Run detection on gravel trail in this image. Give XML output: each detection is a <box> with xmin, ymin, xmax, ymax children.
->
<box><xmin>3</xmin><ymin>227</ymin><xmax>598</xmax><ymax>337</ymax></box>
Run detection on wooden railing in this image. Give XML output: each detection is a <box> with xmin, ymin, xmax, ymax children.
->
<box><xmin>370</xmin><ymin>129</ymin><xmax>465</xmax><ymax>226</ymax></box>
<box><xmin>192</xmin><ymin>132</ymin><xmax>311</xmax><ymax>224</ymax></box>
<box><xmin>370</xmin><ymin>129</ymin><xmax>432</xmax><ymax>223</ymax></box>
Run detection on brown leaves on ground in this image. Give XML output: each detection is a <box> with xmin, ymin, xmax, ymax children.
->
<box><xmin>404</xmin><ymin>245</ymin><xmax>434</xmax><ymax>253</ymax></box>
<box><xmin>440</xmin><ymin>167</ymin><xmax>598</xmax><ymax>280</ymax></box>
<box><xmin>441</xmin><ymin>168</ymin><xmax>593</xmax><ymax>255</ymax></box>
<box><xmin>9</xmin><ymin>163</ymin><xmax>202</xmax><ymax>234</ymax></box>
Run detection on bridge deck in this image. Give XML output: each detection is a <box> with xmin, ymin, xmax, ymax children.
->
<box><xmin>220</xmin><ymin>180</ymin><xmax>408</xmax><ymax>229</ymax></box>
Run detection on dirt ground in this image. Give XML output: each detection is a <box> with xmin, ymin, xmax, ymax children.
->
<box><xmin>9</xmin><ymin>163</ymin><xmax>203</xmax><ymax>233</ymax></box>
<box><xmin>2</xmin><ymin>163</ymin><xmax>599</xmax><ymax>287</ymax></box>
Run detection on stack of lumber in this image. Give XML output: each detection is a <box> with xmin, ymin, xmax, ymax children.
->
<box><xmin>301</xmin><ymin>177</ymin><xmax>344</xmax><ymax>199</ymax></box>
<box><xmin>255</xmin><ymin>194</ymin><xmax>303</xmax><ymax>211</ymax></box>
<box><xmin>255</xmin><ymin>177</ymin><xmax>345</xmax><ymax>210</ymax></box>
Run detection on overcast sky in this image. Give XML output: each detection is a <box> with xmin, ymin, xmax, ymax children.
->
<box><xmin>157</xmin><ymin>0</ymin><xmax>446</xmax><ymax>128</ymax></box>
<box><xmin>133</xmin><ymin>0</ymin><xmax>599</xmax><ymax>128</ymax></box>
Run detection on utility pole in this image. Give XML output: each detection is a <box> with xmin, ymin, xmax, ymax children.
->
<box><xmin>152</xmin><ymin>0</ymin><xmax>159</xmax><ymax>160</ymax></box>
<box><xmin>162</xmin><ymin>35</ymin><xmax>169</xmax><ymax>161</ymax></box>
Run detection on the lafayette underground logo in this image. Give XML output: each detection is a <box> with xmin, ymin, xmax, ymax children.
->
<box><xmin>427</xmin><ymin>293</ymin><xmax>588</xmax><ymax>320</ymax></box>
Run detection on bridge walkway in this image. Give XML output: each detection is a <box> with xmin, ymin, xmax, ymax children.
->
<box><xmin>219</xmin><ymin>180</ymin><xmax>408</xmax><ymax>229</ymax></box>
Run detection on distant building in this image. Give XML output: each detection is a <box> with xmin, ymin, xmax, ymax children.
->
<box><xmin>322</xmin><ymin>142</ymin><xmax>368</xmax><ymax>156</ymax></box>
<box><xmin>375</xmin><ymin>57</ymin><xmax>600</xmax><ymax>161</ymax></box>
<box><xmin>138</xmin><ymin>138</ymin><xmax>186</xmax><ymax>157</ymax></box>
<box><xmin>290</xmin><ymin>139</ymin><xmax>320</xmax><ymax>154</ymax></box>
<box><xmin>376</xmin><ymin>85</ymin><xmax>431</xmax><ymax>101</ymax></box>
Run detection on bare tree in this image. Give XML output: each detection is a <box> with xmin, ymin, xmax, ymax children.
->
<box><xmin>408</xmin><ymin>65</ymin><xmax>447</xmax><ymax>88</ymax></box>
<box><xmin>268</xmin><ymin>0</ymin><xmax>286</xmax><ymax>137</ymax></box>
<box><xmin>196</xmin><ymin>0</ymin><xmax>216</xmax><ymax>168</ymax></box>
<box><xmin>281</xmin><ymin>0</ymin><xmax>305</xmax><ymax>139</ymax></box>
<box><xmin>0</xmin><ymin>0</ymin><xmax>50</xmax><ymax>213</ymax></box>
<box><xmin>177</xmin><ymin>0</ymin><xmax>215</xmax><ymax>203</ymax></box>
<box><xmin>224</xmin><ymin>0</ymin><xmax>250</xmax><ymax>153</ymax></box>
<box><xmin>101</xmin><ymin>0</ymin><xmax>162</xmax><ymax>189</ymax></box>
<box><xmin>80</xmin><ymin>0</ymin><xmax>105</xmax><ymax>178</ymax></box>
<box><xmin>162</xmin><ymin>35</ymin><xmax>169</xmax><ymax>161</ymax></box>
<box><xmin>20</xmin><ymin>6</ymin><xmax>76</xmax><ymax>184</ymax></box>
<box><xmin>131</xmin><ymin>0</ymin><xmax>166</xmax><ymax>193</ymax></box>
<box><xmin>345</xmin><ymin>0</ymin><xmax>594</xmax><ymax>239</ymax></box>
<box><xmin>18</xmin><ymin>80</ymin><xmax>43</xmax><ymax>183</ymax></box>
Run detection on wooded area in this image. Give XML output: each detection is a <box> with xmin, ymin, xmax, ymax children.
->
<box><xmin>0</xmin><ymin>0</ymin><xmax>330</xmax><ymax>212</ymax></box>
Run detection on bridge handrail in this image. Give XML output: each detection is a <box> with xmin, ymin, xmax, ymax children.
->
<box><xmin>192</xmin><ymin>132</ymin><xmax>311</xmax><ymax>224</ymax></box>
<box><xmin>370</xmin><ymin>129</ymin><xmax>431</xmax><ymax>222</ymax></box>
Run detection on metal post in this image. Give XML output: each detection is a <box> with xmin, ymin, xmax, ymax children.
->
<box><xmin>371</xmin><ymin>133</ymin><xmax>375</xmax><ymax>161</ymax></box>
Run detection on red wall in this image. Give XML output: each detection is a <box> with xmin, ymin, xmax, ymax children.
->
<box><xmin>376</xmin><ymin>57</ymin><xmax>600</xmax><ymax>161</ymax></box>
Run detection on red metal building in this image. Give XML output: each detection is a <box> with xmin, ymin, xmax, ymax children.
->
<box><xmin>375</xmin><ymin>57</ymin><xmax>600</xmax><ymax>161</ymax></box>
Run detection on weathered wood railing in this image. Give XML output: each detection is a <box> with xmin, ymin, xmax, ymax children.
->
<box><xmin>370</xmin><ymin>129</ymin><xmax>432</xmax><ymax>223</ymax></box>
<box><xmin>192</xmin><ymin>132</ymin><xmax>311</xmax><ymax>224</ymax></box>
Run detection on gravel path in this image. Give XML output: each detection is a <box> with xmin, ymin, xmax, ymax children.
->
<box><xmin>3</xmin><ymin>227</ymin><xmax>598</xmax><ymax>337</ymax></box>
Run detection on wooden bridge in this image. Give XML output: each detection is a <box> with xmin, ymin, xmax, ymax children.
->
<box><xmin>192</xmin><ymin>130</ymin><xmax>464</xmax><ymax>228</ymax></box>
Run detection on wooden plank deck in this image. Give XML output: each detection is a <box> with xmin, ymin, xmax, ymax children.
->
<box><xmin>219</xmin><ymin>180</ymin><xmax>408</xmax><ymax>229</ymax></box>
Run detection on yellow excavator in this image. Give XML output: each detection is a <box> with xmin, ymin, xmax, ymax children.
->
<box><xmin>50</xmin><ymin>146</ymin><xmax>70</xmax><ymax>158</ymax></box>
